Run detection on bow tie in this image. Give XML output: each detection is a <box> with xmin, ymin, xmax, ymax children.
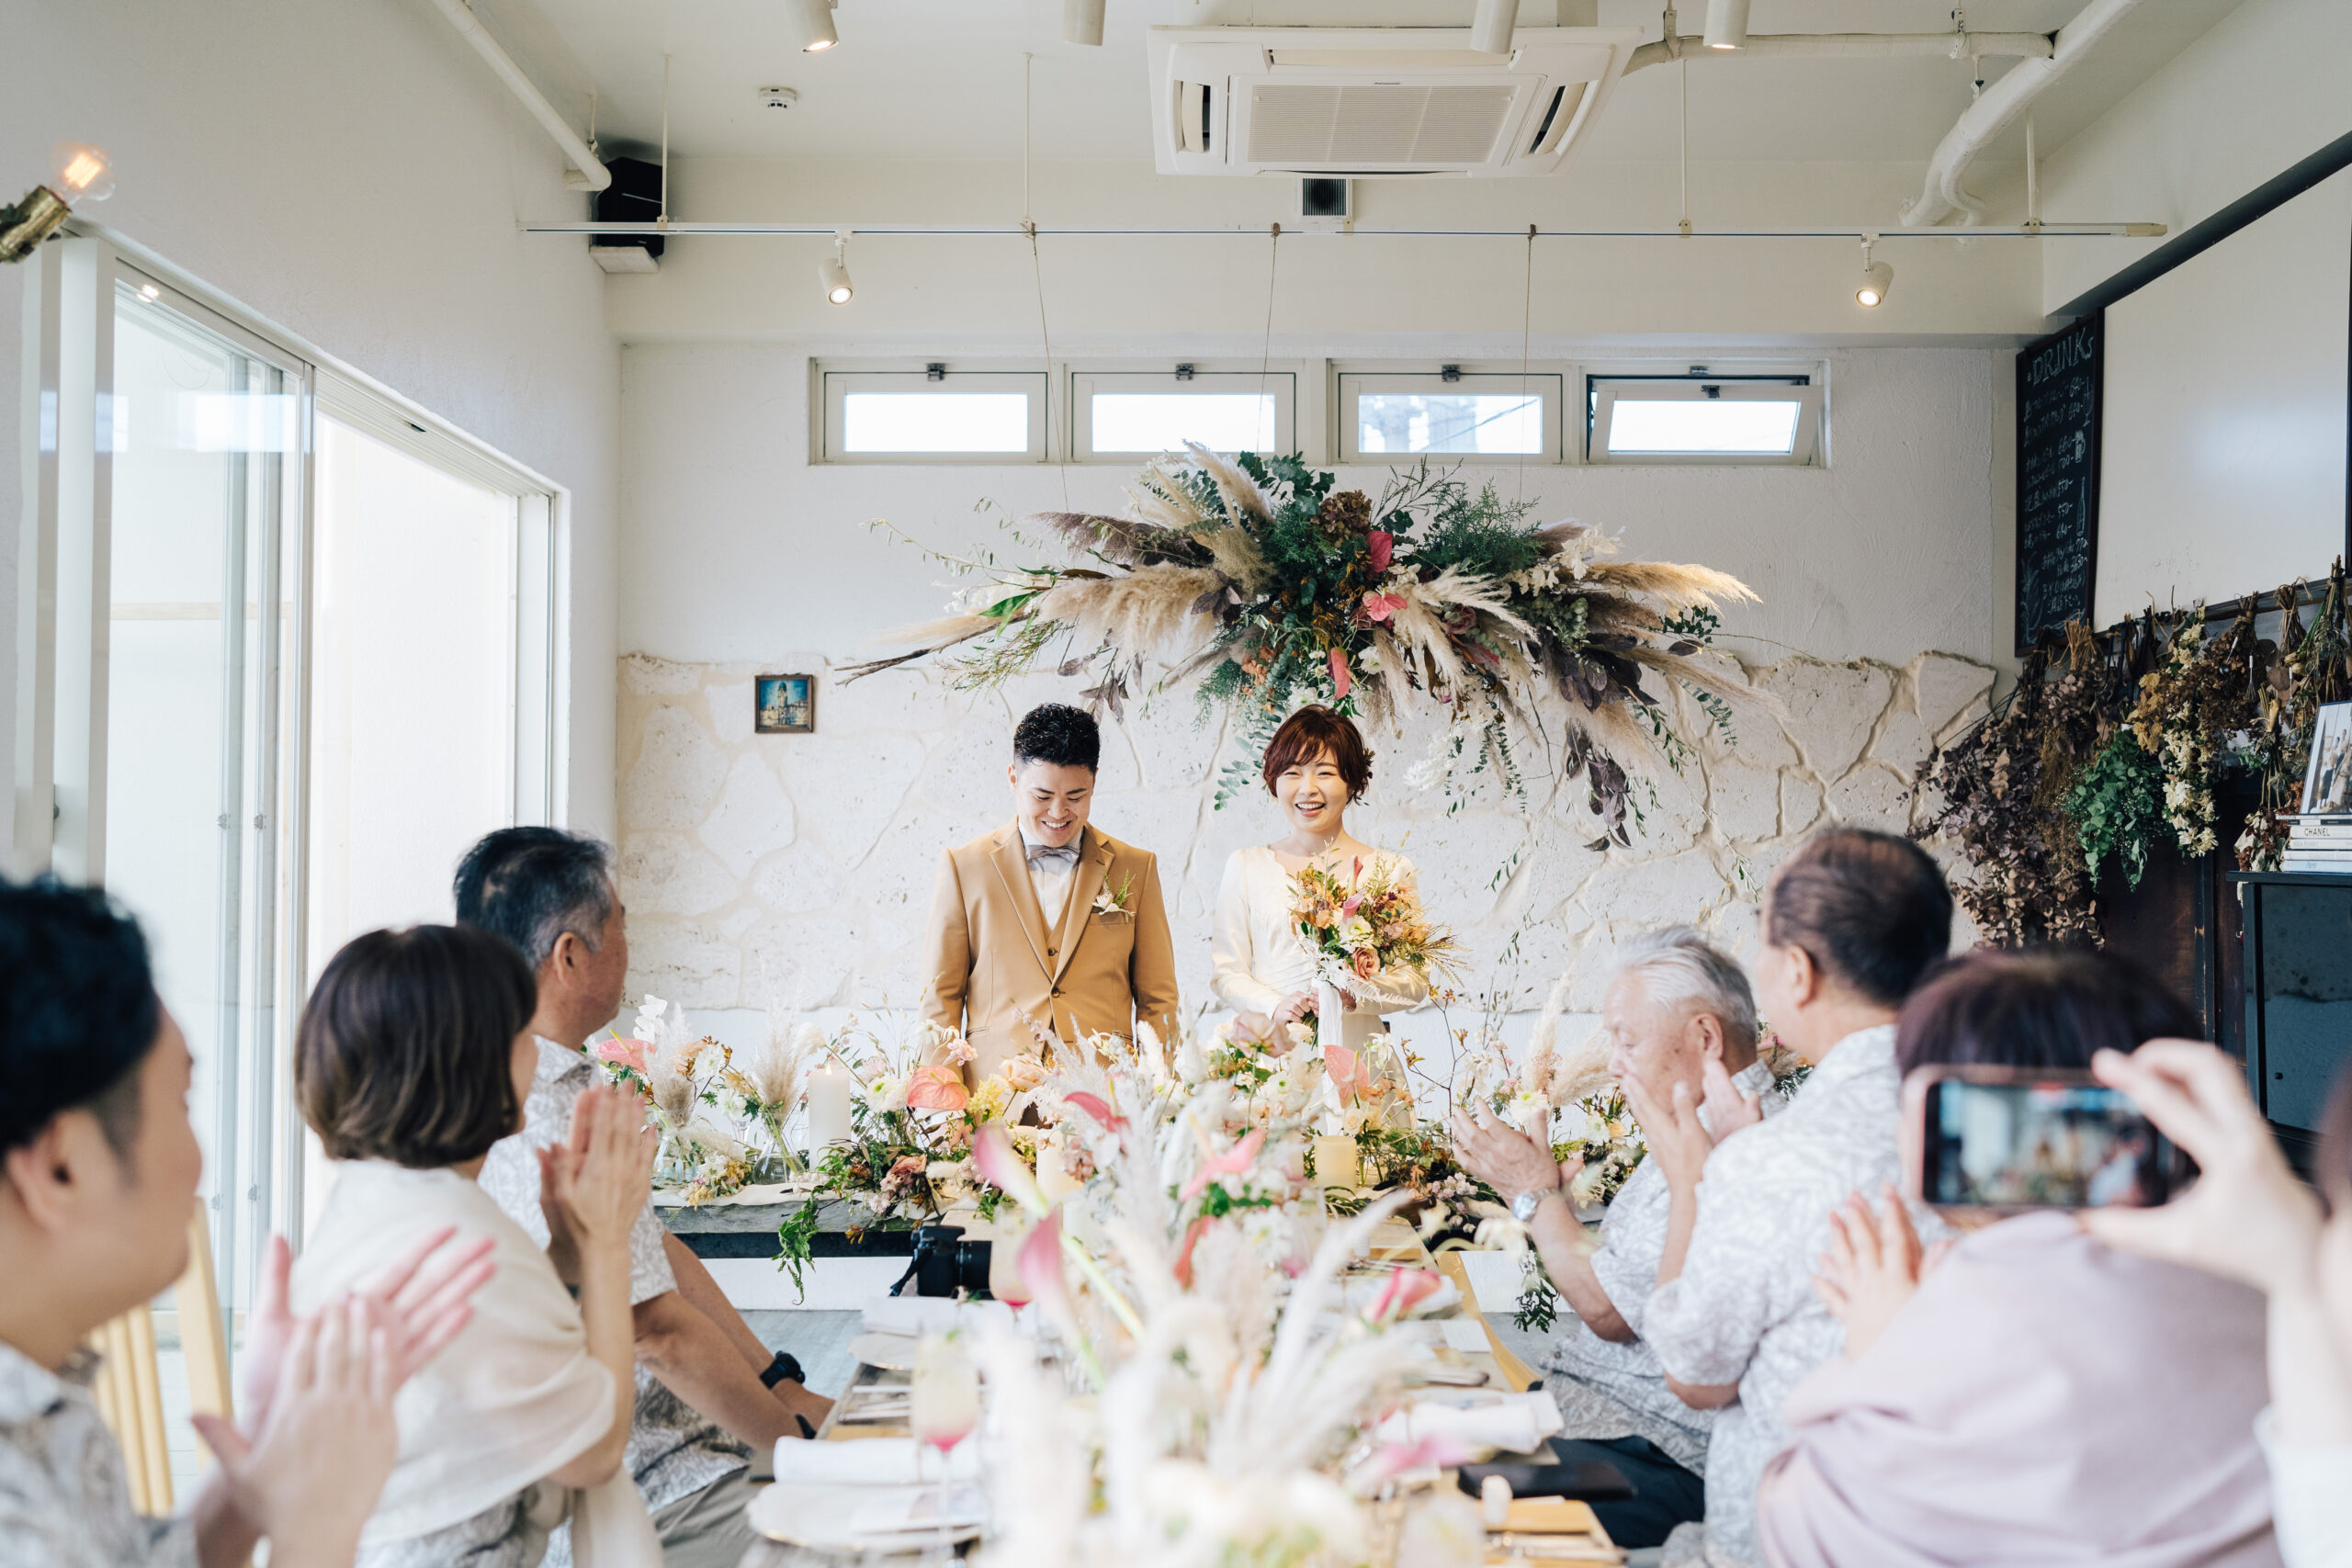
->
<box><xmin>1025</xmin><ymin>841</ymin><xmax>1080</xmax><ymax>867</ymax></box>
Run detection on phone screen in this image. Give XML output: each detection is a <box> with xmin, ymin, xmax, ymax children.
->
<box><xmin>1918</xmin><ymin>1079</ymin><xmax>2176</xmax><ymax>1210</ymax></box>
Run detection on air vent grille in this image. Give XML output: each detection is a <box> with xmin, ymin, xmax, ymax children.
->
<box><xmin>1246</xmin><ymin>84</ymin><xmax>1516</xmax><ymax>166</ymax></box>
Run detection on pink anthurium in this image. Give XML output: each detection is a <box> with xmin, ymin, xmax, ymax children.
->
<box><xmin>1368</xmin><ymin>1267</ymin><xmax>1445</xmax><ymax>1322</ymax></box>
<box><xmin>1361</xmin><ymin>591</ymin><xmax>1408</xmax><ymax>624</ymax></box>
<box><xmin>1061</xmin><ymin>1090</ymin><xmax>1127</xmax><ymax>1134</ymax></box>
<box><xmin>1181</xmin><ymin>1126</ymin><xmax>1268</xmax><ymax>1201</ymax></box>
<box><xmin>1172</xmin><ymin>1214</ymin><xmax>1214</xmax><ymax>1287</ymax></box>
<box><xmin>1355</xmin><ymin>1432</ymin><xmax>1474</xmax><ymax>1490</ymax></box>
<box><xmin>971</xmin><ymin>1122</ymin><xmax>1048</xmax><ymax>1215</ymax></box>
<box><xmin>905</xmin><ymin>1064</ymin><xmax>970</xmax><ymax>1113</ymax></box>
<box><xmin>1325</xmin><ymin>1043</ymin><xmax>1374</xmax><ymax>1105</ymax></box>
<box><xmin>1328</xmin><ymin>647</ymin><xmax>1352</xmax><ymax>701</ymax></box>
<box><xmin>594</xmin><ymin>1036</ymin><xmax>650</xmax><ymax>1074</ymax></box>
<box><xmin>1366</xmin><ymin>531</ymin><xmax>1394</xmax><ymax>572</ymax></box>
<box><xmin>1016</xmin><ymin>1208</ymin><xmax>1076</xmax><ymax>1328</ymax></box>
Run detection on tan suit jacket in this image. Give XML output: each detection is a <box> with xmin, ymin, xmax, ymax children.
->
<box><xmin>922</xmin><ymin>821</ymin><xmax>1180</xmax><ymax>1079</ymax></box>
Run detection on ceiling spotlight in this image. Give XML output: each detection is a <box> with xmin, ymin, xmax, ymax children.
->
<box><xmin>1702</xmin><ymin>0</ymin><xmax>1750</xmax><ymax>50</ymax></box>
<box><xmin>1063</xmin><ymin>0</ymin><xmax>1105</xmax><ymax>47</ymax></box>
<box><xmin>790</xmin><ymin>0</ymin><xmax>837</xmax><ymax>52</ymax></box>
<box><xmin>1470</xmin><ymin>0</ymin><xmax>1515</xmax><ymax>56</ymax></box>
<box><xmin>820</xmin><ymin>230</ymin><xmax>854</xmax><ymax>306</ymax></box>
<box><xmin>1855</xmin><ymin>239</ymin><xmax>1894</xmax><ymax>309</ymax></box>
<box><xmin>1</xmin><ymin>141</ymin><xmax>115</xmax><ymax>265</ymax></box>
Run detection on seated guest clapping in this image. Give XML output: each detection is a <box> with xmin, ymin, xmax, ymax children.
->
<box><xmin>0</xmin><ymin>878</ymin><xmax>489</xmax><ymax>1568</ymax></box>
<box><xmin>1452</xmin><ymin>928</ymin><xmax>1781</xmax><ymax>1549</ymax></box>
<box><xmin>2081</xmin><ymin>1040</ymin><xmax>2352</xmax><ymax>1568</ymax></box>
<box><xmin>1626</xmin><ymin>828</ymin><xmax>1953</xmax><ymax>1568</ymax></box>
<box><xmin>293</xmin><ymin>925</ymin><xmax>663</xmax><ymax>1568</ymax></box>
<box><xmin>458</xmin><ymin>827</ymin><xmax>832</xmax><ymax>1568</ymax></box>
<box><xmin>1757</xmin><ymin>951</ymin><xmax>2279</xmax><ymax>1568</ymax></box>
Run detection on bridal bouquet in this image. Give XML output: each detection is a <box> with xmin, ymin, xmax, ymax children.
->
<box><xmin>1290</xmin><ymin>856</ymin><xmax>1464</xmax><ymax>1006</ymax></box>
<box><xmin>848</xmin><ymin>446</ymin><xmax>1767</xmax><ymax>841</ymax></box>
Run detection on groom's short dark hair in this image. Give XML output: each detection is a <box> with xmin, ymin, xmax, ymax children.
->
<box><xmin>1013</xmin><ymin>704</ymin><xmax>1099</xmax><ymax>772</ymax></box>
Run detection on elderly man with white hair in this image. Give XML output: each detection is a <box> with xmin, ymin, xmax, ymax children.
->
<box><xmin>1452</xmin><ymin>926</ymin><xmax>1781</xmax><ymax>1551</ymax></box>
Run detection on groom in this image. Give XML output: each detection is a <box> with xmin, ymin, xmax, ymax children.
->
<box><xmin>922</xmin><ymin>703</ymin><xmax>1179</xmax><ymax>1078</ymax></box>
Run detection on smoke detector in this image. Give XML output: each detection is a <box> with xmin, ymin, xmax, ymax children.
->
<box><xmin>757</xmin><ymin>86</ymin><xmax>800</xmax><ymax>109</ymax></box>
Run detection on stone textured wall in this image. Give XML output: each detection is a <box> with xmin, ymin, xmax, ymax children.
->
<box><xmin>616</xmin><ymin>648</ymin><xmax>1994</xmax><ymax>1025</ymax></box>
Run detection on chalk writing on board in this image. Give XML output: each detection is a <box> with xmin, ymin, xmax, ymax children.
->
<box><xmin>2016</xmin><ymin>312</ymin><xmax>2102</xmax><ymax>653</ymax></box>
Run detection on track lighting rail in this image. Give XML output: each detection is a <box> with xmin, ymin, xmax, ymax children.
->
<box><xmin>524</xmin><ymin>220</ymin><xmax>2163</xmax><ymax>240</ymax></box>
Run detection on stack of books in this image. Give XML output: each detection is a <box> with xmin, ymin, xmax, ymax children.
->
<box><xmin>2281</xmin><ymin>815</ymin><xmax>2352</xmax><ymax>873</ymax></box>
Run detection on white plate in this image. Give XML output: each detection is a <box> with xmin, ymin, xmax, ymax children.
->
<box><xmin>848</xmin><ymin>1331</ymin><xmax>920</xmax><ymax>1371</ymax></box>
<box><xmin>746</xmin><ymin>1480</ymin><xmax>985</xmax><ymax>1551</ymax></box>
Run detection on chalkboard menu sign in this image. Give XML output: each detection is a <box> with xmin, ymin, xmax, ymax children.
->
<box><xmin>2016</xmin><ymin>311</ymin><xmax>2103</xmax><ymax>652</ymax></box>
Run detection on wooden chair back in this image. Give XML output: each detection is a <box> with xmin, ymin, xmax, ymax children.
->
<box><xmin>88</xmin><ymin>1204</ymin><xmax>236</xmax><ymax>1514</ymax></box>
<box><xmin>1430</xmin><ymin>1248</ymin><xmax>1543</xmax><ymax>1393</ymax></box>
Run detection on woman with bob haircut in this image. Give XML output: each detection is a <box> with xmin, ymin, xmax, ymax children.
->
<box><xmin>292</xmin><ymin>924</ymin><xmax>663</xmax><ymax>1568</ymax></box>
<box><xmin>1756</xmin><ymin>947</ymin><xmax>2278</xmax><ymax>1568</ymax></box>
<box><xmin>1209</xmin><ymin>705</ymin><xmax>1427</xmax><ymax>1079</ymax></box>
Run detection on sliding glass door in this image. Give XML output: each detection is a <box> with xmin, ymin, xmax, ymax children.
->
<box><xmin>107</xmin><ymin>277</ymin><xmax>303</xmax><ymax>1317</ymax></box>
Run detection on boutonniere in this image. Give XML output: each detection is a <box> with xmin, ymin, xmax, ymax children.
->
<box><xmin>1092</xmin><ymin>873</ymin><xmax>1136</xmax><ymax>921</ymax></box>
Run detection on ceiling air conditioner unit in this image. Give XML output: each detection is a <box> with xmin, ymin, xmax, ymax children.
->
<box><xmin>1148</xmin><ymin>25</ymin><xmax>1644</xmax><ymax>179</ymax></box>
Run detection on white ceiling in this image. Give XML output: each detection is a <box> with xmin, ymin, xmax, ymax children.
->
<box><xmin>483</xmin><ymin>0</ymin><xmax>2245</xmax><ymax>168</ymax></box>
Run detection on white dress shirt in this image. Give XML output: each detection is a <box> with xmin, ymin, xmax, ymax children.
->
<box><xmin>1021</xmin><ymin>829</ymin><xmax>1080</xmax><ymax>929</ymax></box>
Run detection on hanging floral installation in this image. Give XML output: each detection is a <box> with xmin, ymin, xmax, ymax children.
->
<box><xmin>845</xmin><ymin>446</ymin><xmax>1767</xmax><ymax>842</ymax></box>
<box><xmin>1917</xmin><ymin>561</ymin><xmax>2349</xmax><ymax>944</ymax></box>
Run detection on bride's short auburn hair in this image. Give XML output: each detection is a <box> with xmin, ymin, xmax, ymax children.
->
<box><xmin>1262</xmin><ymin>705</ymin><xmax>1373</xmax><ymax>799</ymax></box>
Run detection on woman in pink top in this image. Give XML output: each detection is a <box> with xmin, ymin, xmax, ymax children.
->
<box><xmin>1757</xmin><ymin>950</ymin><xmax>2278</xmax><ymax>1568</ymax></box>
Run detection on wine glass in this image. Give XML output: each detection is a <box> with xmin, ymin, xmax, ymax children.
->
<box><xmin>910</xmin><ymin>1333</ymin><xmax>979</xmax><ymax>1485</ymax></box>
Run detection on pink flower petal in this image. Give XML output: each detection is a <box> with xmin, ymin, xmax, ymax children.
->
<box><xmin>1369</xmin><ymin>1267</ymin><xmax>1445</xmax><ymax>1321</ymax></box>
<box><xmin>905</xmin><ymin>1064</ymin><xmax>970</xmax><ymax>1112</ymax></box>
<box><xmin>1329</xmin><ymin>646</ymin><xmax>1352</xmax><ymax>702</ymax></box>
<box><xmin>1015</xmin><ymin>1209</ymin><xmax>1076</xmax><ymax>1332</ymax></box>
<box><xmin>1367</xmin><ymin>531</ymin><xmax>1394</xmax><ymax>572</ymax></box>
<box><xmin>1061</xmin><ymin>1090</ymin><xmax>1127</xmax><ymax>1134</ymax></box>
<box><xmin>595</xmin><ymin>1036</ymin><xmax>650</xmax><ymax>1074</ymax></box>
<box><xmin>1361</xmin><ymin>1434</ymin><xmax>1474</xmax><ymax>1487</ymax></box>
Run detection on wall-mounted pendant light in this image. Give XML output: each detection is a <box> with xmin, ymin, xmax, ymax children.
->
<box><xmin>792</xmin><ymin>0</ymin><xmax>838</xmax><ymax>53</ymax></box>
<box><xmin>1702</xmin><ymin>0</ymin><xmax>1750</xmax><ymax>51</ymax></box>
<box><xmin>820</xmin><ymin>230</ymin><xmax>854</xmax><ymax>305</ymax></box>
<box><xmin>1</xmin><ymin>142</ymin><xmax>115</xmax><ymax>264</ymax></box>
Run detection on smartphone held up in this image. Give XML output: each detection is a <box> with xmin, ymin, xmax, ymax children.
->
<box><xmin>1905</xmin><ymin>1066</ymin><xmax>2194</xmax><ymax>1215</ymax></box>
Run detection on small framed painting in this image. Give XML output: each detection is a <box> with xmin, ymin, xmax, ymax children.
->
<box><xmin>2301</xmin><ymin>701</ymin><xmax>2352</xmax><ymax>814</ymax></box>
<box><xmin>755</xmin><ymin>673</ymin><xmax>817</xmax><ymax>734</ymax></box>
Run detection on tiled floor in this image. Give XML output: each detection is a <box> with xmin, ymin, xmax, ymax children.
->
<box><xmin>740</xmin><ymin>1310</ymin><xmax>865</xmax><ymax>1399</ymax></box>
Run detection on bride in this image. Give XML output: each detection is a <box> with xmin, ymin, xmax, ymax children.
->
<box><xmin>1210</xmin><ymin>705</ymin><xmax>1429</xmax><ymax>1067</ymax></box>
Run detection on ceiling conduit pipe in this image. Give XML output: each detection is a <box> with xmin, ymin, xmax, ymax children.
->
<box><xmin>426</xmin><ymin>0</ymin><xmax>611</xmax><ymax>191</ymax></box>
<box><xmin>1624</xmin><ymin>32</ymin><xmax>2052</xmax><ymax>73</ymax></box>
<box><xmin>1901</xmin><ymin>0</ymin><xmax>2150</xmax><ymax>227</ymax></box>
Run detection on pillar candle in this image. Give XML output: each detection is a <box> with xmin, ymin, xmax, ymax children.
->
<box><xmin>806</xmin><ymin>1059</ymin><xmax>854</xmax><ymax>1155</ymax></box>
<box><xmin>1035</xmin><ymin>1131</ymin><xmax>1082</xmax><ymax>1202</ymax></box>
<box><xmin>1313</xmin><ymin>1133</ymin><xmax>1359</xmax><ymax>1190</ymax></box>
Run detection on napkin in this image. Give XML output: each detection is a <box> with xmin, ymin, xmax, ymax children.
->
<box><xmin>772</xmin><ymin>1436</ymin><xmax>981</xmax><ymax>1484</ymax></box>
<box><xmin>1373</xmin><ymin>1391</ymin><xmax>1563</xmax><ymax>1455</ymax></box>
<box><xmin>863</xmin><ymin>1297</ymin><xmax>1015</xmax><ymax>1337</ymax></box>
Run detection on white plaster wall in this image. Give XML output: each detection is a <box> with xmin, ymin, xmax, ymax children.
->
<box><xmin>615</xmin><ymin>341</ymin><xmax>2001</xmax><ymax>1066</ymax></box>
<box><xmin>2039</xmin><ymin>0</ymin><xmax>2352</xmax><ymax>315</ymax></box>
<box><xmin>1</xmin><ymin>0</ymin><xmax>621</xmax><ymax>846</ymax></box>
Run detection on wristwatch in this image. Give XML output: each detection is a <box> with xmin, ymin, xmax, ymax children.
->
<box><xmin>759</xmin><ymin>1351</ymin><xmax>806</xmax><ymax>1389</ymax></box>
<box><xmin>1511</xmin><ymin>1186</ymin><xmax>1556</xmax><ymax>1224</ymax></box>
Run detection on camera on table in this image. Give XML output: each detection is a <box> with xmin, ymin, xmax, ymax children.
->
<box><xmin>890</xmin><ymin>1223</ymin><xmax>993</xmax><ymax>1299</ymax></box>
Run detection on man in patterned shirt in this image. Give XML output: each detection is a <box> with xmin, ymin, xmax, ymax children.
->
<box><xmin>0</xmin><ymin>877</ymin><xmax>487</xmax><ymax>1568</ymax></box>
<box><xmin>460</xmin><ymin>829</ymin><xmax>832</xmax><ymax>1568</ymax></box>
<box><xmin>1453</xmin><ymin>927</ymin><xmax>1781</xmax><ymax>1550</ymax></box>
<box><xmin>1633</xmin><ymin>829</ymin><xmax>1954</xmax><ymax>1568</ymax></box>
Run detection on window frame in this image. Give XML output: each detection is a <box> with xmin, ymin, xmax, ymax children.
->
<box><xmin>817</xmin><ymin>366</ymin><xmax>1052</xmax><ymax>464</ymax></box>
<box><xmin>20</xmin><ymin>230</ymin><xmax>567</xmax><ymax>1285</ymax></box>
<box><xmin>1069</xmin><ymin>367</ymin><xmax>1297</xmax><ymax>465</ymax></box>
<box><xmin>1586</xmin><ymin>369</ymin><xmax>1825</xmax><ymax>467</ymax></box>
<box><xmin>1336</xmin><ymin>367</ymin><xmax>1566</xmax><ymax>464</ymax></box>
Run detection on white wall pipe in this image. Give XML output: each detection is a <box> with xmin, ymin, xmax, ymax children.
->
<box><xmin>425</xmin><ymin>0</ymin><xmax>611</xmax><ymax>192</ymax></box>
<box><xmin>1900</xmin><ymin>0</ymin><xmax>2150</xmax><ymax>227</ymax></box>
<box><xmin>1626</xmin><ymin>31</ymin><xmax>2052</xmax><ymax>73</ymax></box>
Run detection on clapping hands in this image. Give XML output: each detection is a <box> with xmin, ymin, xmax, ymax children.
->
<box><xmin>539</xmin><ymin>1083</ymin><xmax>661</xmax><ymax>1273</ymax></box>
<box><xmin>1813</xmin><ymin>1184</ymin><xmax>1951</xmax><ymax>1361</ymax></box>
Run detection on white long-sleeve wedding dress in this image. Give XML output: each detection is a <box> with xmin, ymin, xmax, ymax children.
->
<box><xmin>1208</xmin><ymin>845</ymin><xmax>1430</xmax><ymax>1052</ymax></box>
